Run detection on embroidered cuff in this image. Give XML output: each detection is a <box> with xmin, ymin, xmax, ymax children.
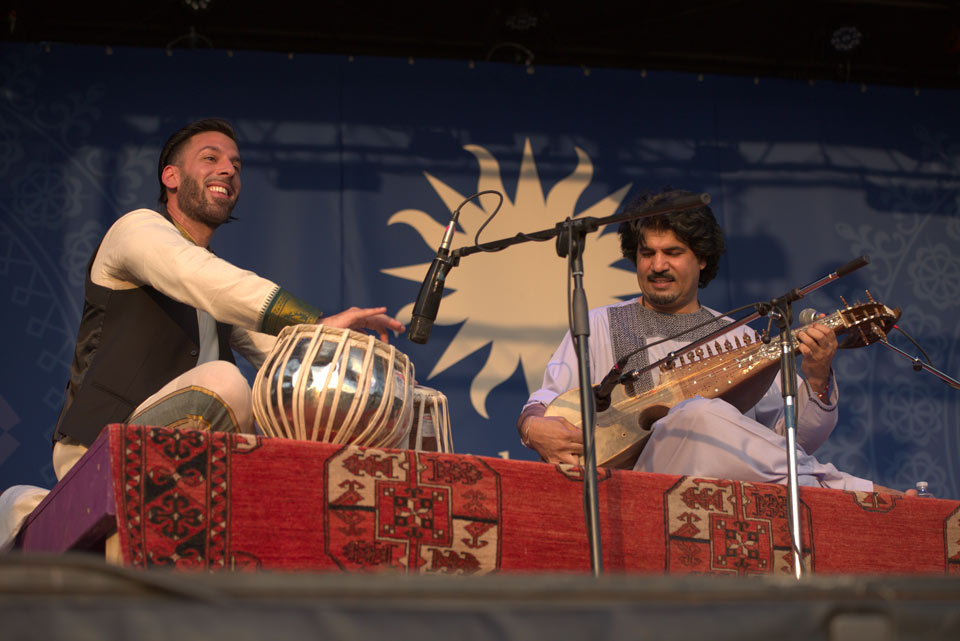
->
<box><xmin>260</xmin><ymin>288</ymin><xmax>322</xmax><ymax>336</ymax></box>
<box><xmin>805</xmin><ymin>371</ymin><xmax>837</xmax><ymax>409</ymax></box>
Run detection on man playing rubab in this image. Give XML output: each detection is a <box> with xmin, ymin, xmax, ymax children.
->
<box><xmin>518</xmin><ymin>188</ymin><xmax>895</xmax><ymax>492</ymax></box>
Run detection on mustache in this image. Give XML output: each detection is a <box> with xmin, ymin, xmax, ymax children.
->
<box><xmin>646</xmin><ymin>271</ymin><xmax>675</xmax><ymax>282</ymax></box>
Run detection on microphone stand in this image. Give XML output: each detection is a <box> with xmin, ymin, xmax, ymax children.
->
<box><xmin>875</xmin><ymin>340</ymin><xmax>960</xmax><ymax>391</ymax></box>
<box><xmin>451</xmin><ymin>193</ymin><xmax>712</xmax><ymax>576</ymax></box>
<box><xmin>556</xmin><ymin>218</ymin><xmax>602</xmax><ymax>576</ymax></box>
<box><xmin>767</xmin><ymin>298</ymin><xmax>804</xmax><ymax>580</ymax></box>
<box><xmin>750</xmin><ymin>257</ymin><xmax>869</xmax><ymax>581</ymax></box>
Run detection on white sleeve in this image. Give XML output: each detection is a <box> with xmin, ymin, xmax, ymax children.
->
<box><xmin>92</xmin><ymin>209</ymin><xmax>279</xmax><ymax>330</ymax></box>
<box><xmin>230</xmin><ymin>327</ymin><xmax>279</xmax><ymax>370</ymax></box>
<box><xmin>524</xmin><ymin>307</ymin><xmax>615</xmax><ymax>409</ymax></box>
<box><xmin>748</xmin><ymin>370</ymin><xmax>839</xmax><ymax>454</ymax></box>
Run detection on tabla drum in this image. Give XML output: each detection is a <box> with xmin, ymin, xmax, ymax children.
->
<box><xmin>252</xmin><ymin>324</ymin><xmax>415</xmax><ymax>448</ymax></box>
<box><xmin>408</xmin><ymin>385</ymin><xmax>453</xmax><ymax>453</ymax></box>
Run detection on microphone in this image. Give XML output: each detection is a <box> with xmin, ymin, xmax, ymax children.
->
<box><xmin>408</xmin><ymin>216</ymin><xmax>458</xmax><ymax>344</ymax></box>
<box><xmin>797</xmin><ymin>308</ymin><xmax>819</xmax><ymax>326</ymax></box>
<box><xmin>593</xmin><ymin>355</ymin><xmax>630</xmax><ymax>412</ymax></box>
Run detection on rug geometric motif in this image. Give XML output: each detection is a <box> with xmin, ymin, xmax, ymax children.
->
<box><xmin>554</xmin><ymin>463</ymin><xmax>613</xmax><ymax>483</ymax></box>
<box><xmin>846</xmin><ymin>490</ymin><xmax>901</xmax><ymax>513</ymax></box>
<box><xmin>118</xmin><ymin>425</ymin><xmax>262</xmax><ymax>570</ymax></box>
<box><xmin>325</xmin><ymin>446</ymin><xmax>500</xmax><ymax>574</ymax></box>
<box><xmin>665</xmin><ymin>476</ymin><xmax>813</xmax><ymax>576</ymax></box>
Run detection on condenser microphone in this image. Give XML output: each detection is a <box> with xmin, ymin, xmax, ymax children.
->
<box><xmin>798</xmin><ymin>308</ymin><xmax>819</xmax><ymax>326</ymax></box>
<box><xmin>593</xmin><ymin>355</ymin><xmax>630</xmax><ymax>412</ymax></box>
<box><xmin>408</xmin><ymin>217</ymin><xmax>458</xmax><ymax>344</ymax></box>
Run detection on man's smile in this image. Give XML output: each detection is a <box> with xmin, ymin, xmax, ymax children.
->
<box><xmin>206</xmin><ymin>182</ymin><xmax>232</xmax><ymax>198</ymax></box>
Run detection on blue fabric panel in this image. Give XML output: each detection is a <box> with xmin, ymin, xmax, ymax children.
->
<box><xmin>1</xmin><ymin>43</ymin><xmax>957</xmax><ymax>499</ymax></box>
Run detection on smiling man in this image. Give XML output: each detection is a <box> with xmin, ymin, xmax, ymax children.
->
<box><xmin>517</xmin><ymin>188</ymin><xmax>882</xmax><ymax>492</ymax></box>
<box><xmin>50</xmin><ymin>118</ymin><xmax>404</xmax><ymax>479</ymax></box>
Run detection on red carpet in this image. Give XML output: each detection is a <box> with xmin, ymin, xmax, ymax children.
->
<box><xmin>111</xmin><ymin>424</ymin><xmax>960</xmax><ymax>574</ymax></box>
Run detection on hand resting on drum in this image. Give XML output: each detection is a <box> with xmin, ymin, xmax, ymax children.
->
<box><xmin>322</xmin><ymin>306</ymin><xmax>405</xmax><ymax>342</ymax></box>
<box><xmin>518</xmin><ymin>403</ymin><xmax>584</xmax><ymax>465</ymax></box>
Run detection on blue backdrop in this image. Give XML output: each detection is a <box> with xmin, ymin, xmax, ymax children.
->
<box><xmin>1</xmin><ymin>43</ymin><xmax>958</xmax><ymax>497</ymax></box>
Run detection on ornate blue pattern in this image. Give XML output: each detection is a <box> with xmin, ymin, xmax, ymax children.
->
<box><xmin>0</xmin><ymin>43</ymin><xmax>957</xmax><ymax>499</ymax></box>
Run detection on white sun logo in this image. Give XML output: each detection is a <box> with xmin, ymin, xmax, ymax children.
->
<box><xmin>382</xmin><ymin>140</ymin><xmax>637</xmax><ymax>417</ymax></box>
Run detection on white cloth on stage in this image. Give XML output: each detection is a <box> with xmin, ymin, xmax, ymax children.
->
<box><xmin>0</xmin><ymin>486</ymin><xmax>49</xmax><ymax>553</ymax></box>
<box><xmin>524</xmin><ymin>297</ymin><xmax>872</xmax><ymax>491</ymax></box>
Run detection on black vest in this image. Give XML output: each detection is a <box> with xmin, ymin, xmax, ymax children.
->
<box><xmin>54</xmin><ymin>239</ymin><xmax>235</xmax><ymax>447</ymax></box>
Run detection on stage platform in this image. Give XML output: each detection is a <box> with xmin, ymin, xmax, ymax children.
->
<box><xmin>15</xmin><ymin>424</ymin><xmax>960</xmax><ymax>576</ymax></box>
<box><xmin>3</xmin><ymin>554</ymin><xmax>960</xmax><ymax>641</ymax></box>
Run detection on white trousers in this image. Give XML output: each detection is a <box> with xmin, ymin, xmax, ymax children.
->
<box><xmin>634</xmin><ymin>396</ymin><xmax>874</xmax><ymax>492</ymax></box>
<box><xmin>52</xmin><ymin>360</ymin><xmax>254</xmax><ymax>480</ymax></box>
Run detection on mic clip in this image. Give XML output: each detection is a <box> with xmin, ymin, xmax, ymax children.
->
<box><xmin>594</xmin><ymin>359</ymin><xmax>635</xmax><ymax>412</ymax></box>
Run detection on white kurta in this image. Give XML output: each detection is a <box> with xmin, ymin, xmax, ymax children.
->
<box><xmin>54</xmin><ymin>210</ymin><xmax>286</xmax><ymax>476</ymax></box>
<box><xmin>91</xmin><ymin>208</ymin><xmax>279</xmax><ymax>366</ymax></box>
<box><xmin>3</xmin><ymin>210</ymin><xmax>291</xmax><ymax>551</ymax></box>
<box><xmin>525</xmin><ymin>298</ymin><xmax>872</xmax><ymax>491</ymax></box>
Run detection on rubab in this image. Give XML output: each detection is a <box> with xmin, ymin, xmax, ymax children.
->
<box><xmin>544</xmin><ymin>293</ymin><xmax>900</xmax><ymax>469</ymax></box>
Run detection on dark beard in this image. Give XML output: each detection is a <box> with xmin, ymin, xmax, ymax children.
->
<box><xmin>643</xmin><ymin>290</ymin><xmax>680</xmax><ymax>307</ymax></box>
<box><xmin>177</xmin><ymin>173</ymin><xmax>237</xmax><ymax>228</ymax></box>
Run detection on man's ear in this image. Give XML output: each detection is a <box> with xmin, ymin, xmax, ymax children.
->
<box><xmin>161</xmin><ymin>165</ymin><xmax>180</xmax><ymax>192</ymax></box>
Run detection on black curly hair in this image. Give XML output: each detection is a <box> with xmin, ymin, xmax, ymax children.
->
<box><xmin>157</xmin><ymin>118</ymin><xmax>236</xmax><ymax>205</ymax></box>
<box><xmin>616</xmin><ymin>188</ymin><xmax>725</xmax><ymax>288</ymax></box>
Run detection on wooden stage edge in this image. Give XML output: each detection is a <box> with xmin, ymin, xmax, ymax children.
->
<box><xmin>2</xmin><ymin>555</ymin><xmax>960</xmax><ymax>641</ymax></box>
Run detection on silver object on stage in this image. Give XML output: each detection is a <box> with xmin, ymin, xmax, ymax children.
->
<box><xmin>253</xmin><ymin>324</ymin><xmax>415</xmax><ymax>448</ymax></box>
<box><xmin>408</xmin><ymin>385</ymin><xmax>454</xmax><ymax>453</ymax></box>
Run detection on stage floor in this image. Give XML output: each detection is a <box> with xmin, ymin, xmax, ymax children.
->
<box><xmin>3</xmin><ymin>554</ymin><xmax>960</xmax><ymax>641</ymax></box>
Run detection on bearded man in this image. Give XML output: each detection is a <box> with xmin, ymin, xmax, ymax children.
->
<box><xmin>50</xmin><ymin>118</ymin><xmax>403</xmax><ymax>479</ymax></box>
<box><xmin>518</xmin><ymin>188</ymin><xmax>904</xmax><ymax>492</ymax></box>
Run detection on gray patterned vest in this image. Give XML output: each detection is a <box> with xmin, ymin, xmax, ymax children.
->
<box><xmin>608</xmin><ymin>300</ymin><xmax>730</xmax><ymax>397</ymax></box>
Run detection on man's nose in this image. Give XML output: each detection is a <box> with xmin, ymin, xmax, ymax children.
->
<box><xmin>650</xmin><ymin>252</ymin><xmax>668</xmax><ymax>271</ymax></box>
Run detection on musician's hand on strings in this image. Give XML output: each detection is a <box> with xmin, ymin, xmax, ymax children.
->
<box><xmin>518</xmin><ymin>405</ymin><xmax>583</xmax><ymax>465</ymax></box>
<box><xmin>323</xmin><ymin>306</ymin><xmax>405</xmax><ymax>342</ymax></box>
<box><xmin>796</xmin><ymin>320</ymin><xmax>837</xmax><ymax>395</ymax></box>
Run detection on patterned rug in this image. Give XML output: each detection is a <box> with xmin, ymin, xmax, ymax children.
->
<box><xmin>110</xmin><ymin>425</ymin><xmax>960</xmax><ymax>574</ymax></box>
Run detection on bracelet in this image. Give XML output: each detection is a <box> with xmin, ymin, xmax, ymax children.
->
<box><xmin>816</xmin><ymin>381</ymin><xmax>830</xmax><ymax>402</ymax></box>
<box><xmin>520</xmin><ymin>421</ymin><xmax>533</xmax><ymax>448</ymax></box>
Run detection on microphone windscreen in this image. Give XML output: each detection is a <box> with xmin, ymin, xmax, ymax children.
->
<box><xmin>798</xmin><ymin>308</ymin><xmax>818</xmax><ymax>325</ymax></box>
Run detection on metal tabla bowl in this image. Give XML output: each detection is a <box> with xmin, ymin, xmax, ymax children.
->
<box><xmin>408</xmin><ymin>385</ymin><xmax>454</xmax><ymax>453</ymax></box>
<box><xmin>252</xmin><ymin>324</ymin><xmax>415</xmax><ymax>447</ymax></box>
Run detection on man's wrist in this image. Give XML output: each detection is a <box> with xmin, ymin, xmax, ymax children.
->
<box><xmin>517</xmin><ymin>403</ymin><xmax>545</xmax><ymax>448</ymax></box>
<box><xmin>806</xmin><ymin>373</ymin><xmax>832</xmax><ymax>403</ymax></box>
<box><xmin>520</xmin><ymin>420</ymin><xmax>534</xmax><ymax>447</ymax></box>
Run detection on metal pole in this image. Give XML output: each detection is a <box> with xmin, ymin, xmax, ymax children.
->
<box><xmin>562</xmin><ymin>222</ymin><xmax>602</xmax><ymax>575</ymax></box>
<box><xmin>774</xmin><ymin>305</ymin><xmax>804</xmax><ymax>579</ymax></box>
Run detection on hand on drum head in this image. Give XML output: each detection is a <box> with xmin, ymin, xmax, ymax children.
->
<box><xmin>323</xmin><ymin>306</ymin><xmax>405</xmax><ymax>342</ymax></box>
